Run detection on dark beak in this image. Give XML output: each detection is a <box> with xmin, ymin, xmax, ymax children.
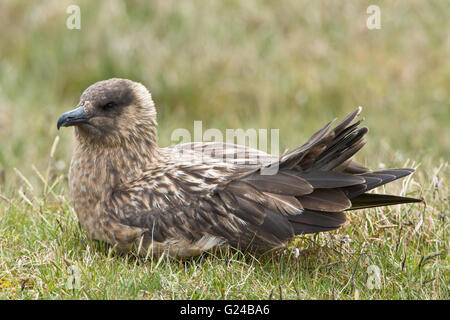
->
<box><xmin>57</xmin><ymin>106</ymin><xmax>92</xmax><ymax>130</ymax></box>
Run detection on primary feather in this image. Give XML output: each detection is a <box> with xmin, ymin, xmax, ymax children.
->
<box><xmin>58</xmin><ymin>78</ymin><xmax>421</xmax><ymax>258</ymax></box>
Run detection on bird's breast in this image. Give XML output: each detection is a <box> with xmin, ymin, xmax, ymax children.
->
<box><xmin>68</xmin><ymin>156</ymin><xmax>112</xmax><ymax>241</ymax></box>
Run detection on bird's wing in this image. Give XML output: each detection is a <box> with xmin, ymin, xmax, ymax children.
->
<box><xmin>165</xmin><ymin>141</ymin><xmax>277</xmax><ymax>167</ymax></box>
<box><xmin>108</xmin><ymin>160</ymin><xmax>296</xmax><ymax>255</ymax></box>
<box><xmin>107</xmin><ymin>107</ymin><xmax>420</xmax><ymax>256</ymax></box>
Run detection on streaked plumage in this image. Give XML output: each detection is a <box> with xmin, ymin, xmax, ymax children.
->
<box><xmin>57</xmin><ymin>78</ymin><xmax>421</xmax><ymax>258</ymax></box>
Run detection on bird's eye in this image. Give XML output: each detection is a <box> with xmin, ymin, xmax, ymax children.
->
<box><xmin>102</xmin><ymin>102</ymin><xmax>116</xmax><ymax>111</ymax></box>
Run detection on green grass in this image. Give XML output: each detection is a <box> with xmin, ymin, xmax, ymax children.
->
<box><xmin>0</xmin><ymin>0</ymin><xmax>448</xmax><ymax>299</ymax></box>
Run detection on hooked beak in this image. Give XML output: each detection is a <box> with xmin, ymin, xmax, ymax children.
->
<box><xmin>57</xmin><ymin>106</ymin><xmax>93</xmax><ymax>130</ymax></box>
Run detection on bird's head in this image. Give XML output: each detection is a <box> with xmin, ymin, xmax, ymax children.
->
<box><xmin>57</xmin><ymin>78</ymin><xmax>157</xmax><ymax>147</ymax></box>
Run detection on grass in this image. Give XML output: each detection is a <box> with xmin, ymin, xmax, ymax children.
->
<box><xmin>0</xmin><ymin>0</ymin><xmax>448</xmax><ymax>299</ymax></box>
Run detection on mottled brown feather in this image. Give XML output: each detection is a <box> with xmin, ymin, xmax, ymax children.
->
<box><xmin>60</xmin><ymin>79</ymin><xmax>420</xmax><ymax>258</ymax></box>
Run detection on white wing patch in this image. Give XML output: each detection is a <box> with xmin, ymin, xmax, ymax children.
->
<box><xmin>195</xmin><ymin>234</ymin><xmax>224</xmax><ymax>250</ymax></box>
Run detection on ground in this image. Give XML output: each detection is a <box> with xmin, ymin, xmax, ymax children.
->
<box><xmin>0</xmin><ymin>0</ymin><xmax>448</xmax><ymax>299</ymax></box>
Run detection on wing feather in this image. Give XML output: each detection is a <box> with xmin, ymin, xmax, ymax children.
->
<box><xmin>106</xmin><ymin>107</ymin><xmax>419</xmax><ymax>257</ymax></box>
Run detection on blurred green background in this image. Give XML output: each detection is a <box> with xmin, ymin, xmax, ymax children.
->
<box><xmin>0</xmin><ymin>0</ymin><xmax>449</xmax><ymax>182</ymax></box>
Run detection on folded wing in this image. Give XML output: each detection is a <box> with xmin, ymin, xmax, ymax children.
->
<box><xmin>111</xmin><ymin>107</ymin><xmax>420</xmax><ymax>256</ymax></box>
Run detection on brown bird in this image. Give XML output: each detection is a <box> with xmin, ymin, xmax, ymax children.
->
<box><xmin>57</xmin><ymin>78</ymin><xmax>421</xmax><ymax>258</ymax></box>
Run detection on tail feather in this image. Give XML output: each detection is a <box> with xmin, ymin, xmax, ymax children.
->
<box><xmin>285</xmin><ymin>170</ymin><xmax>365</xmax><ymax>188</ymax></box>
<box><xmin>225</xmin><ymin>107</ymin><xmax>421</xmax><ymax>247</ymax></box>
<box><xmin>343</xmin><ymin>168</ymin><xmax>415</xmax><ymax>198</ymax></box>
<box><xmin>332</xmin><ymin>107</ymin><xmax>363</xmax><ymax>136</ymax></box>
<box><xmin>288</xmin><ymin>210</ymin><xmax>347</xmax><ymax>235</ymax></box>
<box><xmin>312</xmin><ymin>127</ymin><xmax>368</xmax><ymax>170</ymax></box>
<box><xmin>349</xmin><ymin>193</ymin><xmax>422</xmax><ymax>210</ymax></box>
